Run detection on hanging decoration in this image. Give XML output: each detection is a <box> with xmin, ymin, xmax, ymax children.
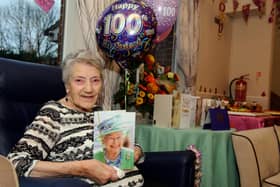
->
<box><xmin>233</xmin><ymin>0</ymin><xmax>239</xmax><ymax>13</ymax></box>
<box><xmin>215</xmin><ymin>0</ymin><xmax>226</xmax><ymax>38</ymax></box>
<box><xmin>34</xmin><ymin>0</ymin><xmax>55</xmax><ymax>13</ymax></box>
<box><xmin>268</xmin><ymin>0</ymin><xmax>280</xmax><ymax>29</ymax></box>
<box><xmin>242</xmin><ymin>4</ymin><xmax>251</xmax><ymax>24</ymax></box>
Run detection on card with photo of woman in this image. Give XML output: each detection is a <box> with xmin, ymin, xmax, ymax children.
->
<box><xmin>94</xmin><ymin>110</ymin><xmax>136</xmax><ymax>170</ymax></box>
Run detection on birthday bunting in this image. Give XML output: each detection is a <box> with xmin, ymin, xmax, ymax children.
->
<box><xmin>214</xmin><ymin>0</ymin><xmax>280</xmax><ymax>36</ymax></box>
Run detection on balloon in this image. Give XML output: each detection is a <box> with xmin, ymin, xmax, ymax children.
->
<box><xmin>96</xmin><ymin>0</ymin><xmax>157</xmax><ymax>68</ymax></box>
<box><xmin>144</xmin><ymin>0</ymin><xmax>179</xmax><ymax>43</ymax></box>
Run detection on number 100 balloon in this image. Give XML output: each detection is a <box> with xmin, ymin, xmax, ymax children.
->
<box><xmin>96</xmin><ymin>0</ymin><xmax>157</xmax><ymax>67</ymax></box>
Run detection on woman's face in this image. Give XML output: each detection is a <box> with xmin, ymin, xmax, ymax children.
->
<box><xmin>66</xmin><ymin>62</ymin><xmax>102</xmax><ymax>112</ymax></box>
<box><xmin>103</xmin><ymin>131</ymin><xmax>124</xmax><ymax>155</ymax></box>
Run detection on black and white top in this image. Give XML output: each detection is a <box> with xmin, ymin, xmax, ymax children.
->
<box><xmin>7</xmin><ymin>101</ymin><xmax>97</xmax><ymax>183</ymax></box>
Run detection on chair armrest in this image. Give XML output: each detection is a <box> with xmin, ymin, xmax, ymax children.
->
<box><xmin>19</xmin><ymin>177</ymin><xmax>91</xmax><ymax>187</ymax></box>
<box><xmin>137</xmin><ymin>150</ymin><xmax>196</xmax><ymax>187</ymax></box>
<box><xmin>0</xmin><ymin>155</ymin><xmax>19</xmax><ymax>187</ymax></box>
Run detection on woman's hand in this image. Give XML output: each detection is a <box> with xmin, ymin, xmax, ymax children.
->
<box><xmin>134</xmin><ymin>145</ymin><xmax>143</xmax><ymax>163</ymax></box>
<box><xmin>80</xmin><ymin>159</ymin><xmax>119</xmax><ymax>185</ymax></box>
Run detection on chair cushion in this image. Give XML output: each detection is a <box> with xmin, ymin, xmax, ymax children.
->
<box><xmin>0</xmin><ymin>58</ymin><xmax>65</xmax><ymax>155</ymax></box>
<box><xmin>232</xmin><ymin>127</ymin><xmax>280</xmax><ymax>187</ymax></box>
<box><xmin>264</xmin><ymin>172</ymin><xmax>280</xmax><ymax>186</ymax></box>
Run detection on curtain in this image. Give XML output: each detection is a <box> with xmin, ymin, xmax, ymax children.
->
<box><xmin>77</xmin><ymin>0</ymin><xmax>120</xmax><ymax>110</ymax></box>
<box><xmin>174</xmin><ymin>0</ymin><xmax>200</xmax><ymax>95</ymax></box>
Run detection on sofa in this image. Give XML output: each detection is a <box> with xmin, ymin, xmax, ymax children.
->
<box><xmin>232</xmin><ymin>126</ymin><xmax>280</xmax><ymax>187</ymax></box>
<box><xmin>0</xmin><ymin>57</ymin><xmax>196</xmax><ymax>187</ymax></box>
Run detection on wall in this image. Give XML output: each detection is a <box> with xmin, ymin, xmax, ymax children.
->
<box><xmin>197</xmin><ymin>1</ymin><xmax>275</xmax><ymax>109</ymax></box>
<box><xmin>271</xmin><ymin>19</ymin><xmax>280</xmax><ymax>95</ymax></box>
<box><xmin>196</xmin><ymin>1</ymin><xmax>232</xmax><ymax>97</ymax></box>
<box><xmin>227</xmin><ymin>1</ymin><xmax>274</xmax><ymax>109</ymax></box>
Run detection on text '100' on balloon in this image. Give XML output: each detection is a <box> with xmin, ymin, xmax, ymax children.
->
<box><xmin>95</xmin><ymin>0</ymin><xmax>157</xmax><ymax>67</ymax></box>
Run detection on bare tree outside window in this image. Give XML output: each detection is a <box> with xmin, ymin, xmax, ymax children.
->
<box><xmin>0</xmin><ymin>0</ymin><xmax>64</xmax><ymax>66</ymax></box>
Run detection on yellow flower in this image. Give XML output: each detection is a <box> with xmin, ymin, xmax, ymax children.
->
<box><xmin>128</xmin><ymin>83</ymin><xmax>135</xmax><ymax>89</ymax></box>
<box><xmin>147</xmin><ymin>93</ymin><xmax>154</xmax><ymax>100</ymax></box>
<box><xmin>139</xmin><ymin>90</ymin><xmax>146</xmax><ymax>98</ymax></box>
<box><xmin>136</xmin><ymin>97</ymin><xmax>144</xmax><ymax>105</ymax></box>
<box><xmin>127</xmin><ymin>88</ymin><xmax>134</xmax><ymax>95</ymax></box>
<box><xmin>167</xmin><ymin>72</ymin><xmax>174</xmax><ymax>79</ymax></box>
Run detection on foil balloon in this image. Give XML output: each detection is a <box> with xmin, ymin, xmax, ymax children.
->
<box><xmin>144</xmin><ymin>0</ymin><xmax>178</xmax><ymax>43</ymax></box>
<box><xmin>96</xmin><ymin>0</ymin><xmax>157</xmax><ymax>68</ymax></box>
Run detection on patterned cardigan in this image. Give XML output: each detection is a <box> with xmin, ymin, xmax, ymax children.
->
<box><xmin>7</xmin><ymin>100</ymin><xmax>99</xmax><ymax>184</ymax></box>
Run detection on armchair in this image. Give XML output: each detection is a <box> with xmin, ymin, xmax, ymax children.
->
<box><xmin>0</xmin><ymin>58</ymin><xmax>196</xmax><ymax>187</ymax></box>
<box><xmin>232</xmin><ymin>126</ymin><xmax>280</xmax><ymax>187</ymax></box>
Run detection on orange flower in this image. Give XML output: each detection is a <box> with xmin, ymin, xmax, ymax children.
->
<box><xmin>144</xmin><ymin>73</ymin><xmax>156</xmax><ymax>83</ymax></box>
<box><xmin>144</xmin><ymin>54</ymin><xmax>155</xmax><ymax>66</ymax></box>
<box><xmin>147</xmin><ymin>82</ymin><xmax>159</xmax><ymax>94</ymax></box>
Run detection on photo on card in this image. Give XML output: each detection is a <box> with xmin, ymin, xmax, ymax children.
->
<box><xmin>94</xmin><ymin>110</ymin><xmax>135</xmax><ymax>170</ymax></box>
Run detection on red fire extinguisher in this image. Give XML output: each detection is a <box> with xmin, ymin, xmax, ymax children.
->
<box><xmin>229</xmin><ymin>74</ymin><xmax>249</xmax><ymax>102</ymax></box>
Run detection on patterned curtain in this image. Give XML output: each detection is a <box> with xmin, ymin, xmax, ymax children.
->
<box><xmin>76</xmin><ymin>0</ymin><xmax>120</xmax><ymax>110</ymax></box>
<box><xmin>174</xmin><ymin>0</ymin><xmax>200</xmax><ymax>95</ymax></box>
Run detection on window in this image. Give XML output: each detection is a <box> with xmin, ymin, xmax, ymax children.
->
<box><xmin>0</xmin><ymin>0</ymin><xmax>65</xmax><ymax>65</ymax></box>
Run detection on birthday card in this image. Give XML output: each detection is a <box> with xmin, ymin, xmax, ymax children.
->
<box><xmin>93</xmin><ymin>110</ymin><xmax>135</xmax><ymax>170</ymax></box>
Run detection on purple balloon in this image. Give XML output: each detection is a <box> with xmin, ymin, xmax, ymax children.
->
<box><xmin>144</xmin><ymin>0</ymin><xmax>178</xmax><ymax>43</ymax></box>
<box><xmin>96</xmin><ymin>0</ymin><xmax>157</xmax><ymax>67</ymax></box>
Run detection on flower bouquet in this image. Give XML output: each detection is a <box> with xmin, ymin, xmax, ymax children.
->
<box><xmin>113</xmin><ymin>54</ymin><xmax>179</xmax><ymax>120</ymax></box>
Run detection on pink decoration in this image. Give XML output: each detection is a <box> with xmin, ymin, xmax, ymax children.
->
<box><xmin>187</xmin><ymin>145</ymin><xmax>202</xmax><ymax>187</ymax></box>
<box><xmin>34</xmin><ymin>0</ymin><xmax>55</xmax><ymax>13</ymax></box>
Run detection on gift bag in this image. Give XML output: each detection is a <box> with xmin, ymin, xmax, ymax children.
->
<box><xmin>200</xmin><ymin>99</ymin><xmax>230</xmax><ymax>130</ymax></box>
<box><xmin>208</xmin><ymin>108</ymin><xmax>230</xmax><ymax>130</ymax></box>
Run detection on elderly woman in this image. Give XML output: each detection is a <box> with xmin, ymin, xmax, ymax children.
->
<box><xmin>7</xmin><ymin>50</ymin><xmax>144</xmax><ymax>186</ymax></box>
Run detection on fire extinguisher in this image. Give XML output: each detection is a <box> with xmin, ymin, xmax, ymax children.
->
<box><xmin>229</xmin><ymin>74</ymin><xmax>249</xmax><ymax>103</ymax></box>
